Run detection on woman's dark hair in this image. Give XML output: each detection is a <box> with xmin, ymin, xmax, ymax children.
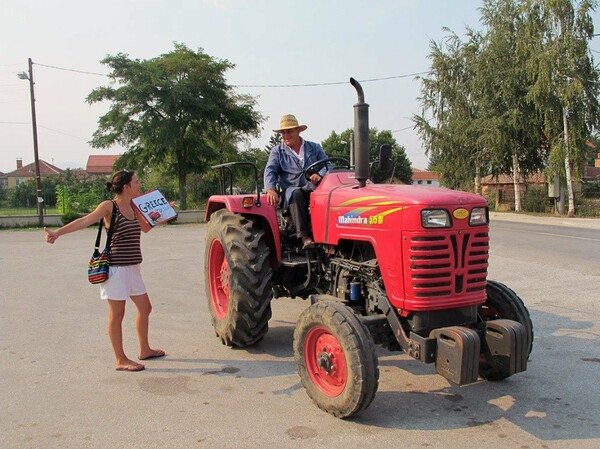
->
<box><xmin>106</xmin><ymin>169</ymin><xmax>134</xmax><ymax>194</ymax></box>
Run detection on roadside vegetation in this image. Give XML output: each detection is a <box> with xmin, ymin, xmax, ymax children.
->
<box><xmin>2</xmin><ymin>1</ymin><xmax>599</xmax><ymax>222</ymax></box>
<box><xmin>414</xmin><ymin>0</ymin><xmax>600</xmax><ymax>217</ymax></box>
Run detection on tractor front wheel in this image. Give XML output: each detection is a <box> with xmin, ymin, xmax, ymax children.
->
<box><xmin>479</xmin><ymin>280</ymin><xmax>534</xmax><ymax>380</ymax></box>
<box><xmin>204</xmin><ymin>210</ymin><xmax>272</xmax><ymax>347</ymax></box>
<box><xmin>293</xmin><ymin>301</ymin><xmax>379</xmax><ymax>418</ymax></box>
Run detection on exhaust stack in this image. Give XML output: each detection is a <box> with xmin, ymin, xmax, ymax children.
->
<box><xmin>350</xmin><ymin>77</ymin><xmax>369</xmax><ymax>188</ymax></box>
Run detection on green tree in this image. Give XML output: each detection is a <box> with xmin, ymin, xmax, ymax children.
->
<box><xmin>265</xmin><ymin>133</ymin><xmax>281</xmax><ymax>153</ymax></box>
<box><xmin>322</xmin><ymin>128</ymin><xmax>412</xmax><ymax>184</ymax></box>
<box><xmin>87</xmin><ymin>43</ymin><xmax>262</xmax><ymax>209</ymax></box>
<box><xmin>321</xmin><ymin>129</ymin><xmax>352</xmax><ymax>161</ymax></box>
<box><xmin>415</xmin><ymin>1</ymin><xmax>551</xmax><ymax>207</ymax></box>
<box><xmin>415</xmin><ymin>28</ymin><xmax>488</xmax><ymax>192</ymax></box>
<box><xmin>525</xmin><ymin>0</ymin><xmax>600</xmax><ymax>216</ymax></box>
<box><xmin>53</xmin><ymin>171</ymin><xmax>109</xmax><ymax>214</ymax></box>
<box><xmin>478</xmin><ymin>0</ymin><xmax>547</xmax><ymax>211</ymax></box>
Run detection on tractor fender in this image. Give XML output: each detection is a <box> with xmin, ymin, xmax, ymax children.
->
<box><xmin>205</xmin><ymin>194</ymin><xmax>282</xmax><ymax>263</ymax></box>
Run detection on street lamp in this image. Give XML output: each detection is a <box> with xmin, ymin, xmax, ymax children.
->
<box><xmin>340</xmin><ymin>131</ymin><xmax>354</xmax><ymax>168</ymax></box>
<box><xmin>17</xmin><ymin>58</ymin><xmax>44</xmax><ymax>226</ymax></box>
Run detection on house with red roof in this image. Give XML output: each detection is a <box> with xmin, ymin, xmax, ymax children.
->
<box><xmin>481</xmin><ymin>171</ymin><xmax>547</xmax><ymax>207</ymax></box>
<box><xmin>1</xmin><ymin>158</ymin><xmax>64</xmax><ymax>189</ymax></box>
<box><xmin>0</xmin><ymin>154</ymin><xmax>121</xmax><ymax>190</ymax></box>
<box><xmin>411</xmin><ymin>169</ymin><xmax>441</xmax><ymax>186</ymax></box>
<box><xmin>85</xmin><ymin>155</ymin><xmax>121</xmax><ymax>176</ymax></box>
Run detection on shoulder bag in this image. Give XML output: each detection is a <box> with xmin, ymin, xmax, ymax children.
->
<box><xmin>87</xmin><ymin>201</ymin><xmax>117</xmax><ymax>284</ymax></box>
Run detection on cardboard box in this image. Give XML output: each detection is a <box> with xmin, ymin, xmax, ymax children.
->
<box><xmin>131</xmin><ymin>190</ymin><xmax>177</xmax><ymax>230</ymax></box>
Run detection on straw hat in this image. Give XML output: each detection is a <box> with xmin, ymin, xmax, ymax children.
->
<box><xmin>273</xmin><ymin>114</ymin><xmax>308</xmax><ymax>133</ymax></box>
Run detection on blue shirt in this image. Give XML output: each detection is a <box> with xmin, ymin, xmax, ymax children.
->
<box><xmin>264</xmin><ymin>139</ymin><xmax>329</xmax><ymax>206</ymax></box>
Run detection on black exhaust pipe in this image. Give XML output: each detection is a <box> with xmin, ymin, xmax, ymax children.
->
<box><xmin>350</xmin><ymin>77</ymin><xmax>369</xmax><ymax>188</ymax></box>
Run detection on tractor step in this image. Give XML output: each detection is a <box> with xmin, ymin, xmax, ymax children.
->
<box><xmin>430</xmin><ymin>326</ymin><xmax>480</xmax><ymax>385</ymax></box>
<box><xmin>481</xmin><ymin>319</ymin><xmax>528</xmax><ymax>377</ymax></box>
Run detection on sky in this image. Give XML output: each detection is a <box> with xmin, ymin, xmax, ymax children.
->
<box><xmin>2</xmin><ymin>0</ymin><xmax>599</xmax><ymax>175</ymax></box>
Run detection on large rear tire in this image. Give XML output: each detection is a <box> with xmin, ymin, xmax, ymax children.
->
<box><xmin>479</xmin><ymin>280</ymin><xmax>533</xmax><ymax>380</ymax></box>
<box><xmin>205</xmin><ymin>209</ymin><xmax>273</xmax><ymax>347</ymax></box>
<box><xmin>293</xmin><ymin>301</ymin><xmax>379</xmax><ymax>418</ymax></box>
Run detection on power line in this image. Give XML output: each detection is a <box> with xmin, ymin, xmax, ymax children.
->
<box><xmin>391</xmin><ymin>125</ymin><xmax>415</xmax><ymax>133</ymax></box>
<box><xmin>38</xmin><ymin>125</ymin><xmax>87</xmax><ymax>140</ymax></box>
<box><xmin>34</xmin><ymin>62</ymin><xmax>108</xmax><ymax>77</ymax></box>
<box><xmin>34</xmin><ymin>61</ymin><xmax>430</xmax><ymax>95</ymax></box>
<box><xmin>233</xmin><ymin>71</ymin><xmax>429</xmax><ymax>88</ymax></box>
<box><xmin>0</xmin><ymin>121</ymin><xmax>87</xmax><ymax>140</ymax></box>
<box><xmin>32</xmin><ymin>60</ymin><xmax>430</xmax><ymax>88</ymax></box>
<box><xmin>33</xmin><ymin>60</ymin><xmax>430</xmax><ymax>86</ymax></box>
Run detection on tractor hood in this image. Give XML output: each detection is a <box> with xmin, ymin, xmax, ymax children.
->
<box><xmin>311</xmin><ymin>170</ymin><xmax>488</xmax><ymax>243</ymax></box>
<box><xmin>316</xmin><ymin>171</ymin><xmax>486</xmax><ymax>208</ymax></box>
<box><xmin>341</xmin><ymin>182</ymin><xmax>486</xmax><ymax>207</ymax></box>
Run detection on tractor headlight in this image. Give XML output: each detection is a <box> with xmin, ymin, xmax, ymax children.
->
<box><xmin>421</xmin><ymin>209</ymin><xmax>451</xmax><ymax>228</ymax></box>
<box><xmin>469</xmin><ymin>207</ymin><xmax>488</xmax><ymax>226</ymax></box>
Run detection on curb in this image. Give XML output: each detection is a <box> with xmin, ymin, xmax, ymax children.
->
<box><xmin>490</xmin><ymin>212</ymin><xmax>600</xmax><ymax>230</ymax></box>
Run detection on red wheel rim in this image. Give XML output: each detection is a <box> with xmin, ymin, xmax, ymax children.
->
<box><xmin>208</xmin><ymin>239</ymin><xmax>229</xmax><ymax>320</ymax></box>
<box><xmin>304</xmin><ymin>326</ymin><xmax>347</xmax><ymax>397</ymax></box>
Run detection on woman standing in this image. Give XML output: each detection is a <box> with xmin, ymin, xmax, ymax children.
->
<box><xmin>44</xmin><ymin>170</ymin><xmax>164</xmax><ymax>372</ymax></box>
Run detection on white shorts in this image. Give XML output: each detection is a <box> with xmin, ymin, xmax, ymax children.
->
<box><xmin>100</xmin><ymin>264</ymin><xmax>147</xmax><ymax>301</ymax></box>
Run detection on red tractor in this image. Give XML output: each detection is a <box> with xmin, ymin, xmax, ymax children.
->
<box><xmin>204</xmin><ymin>78</ymin><xmax>532</xmax><ymax>418</ymax></box>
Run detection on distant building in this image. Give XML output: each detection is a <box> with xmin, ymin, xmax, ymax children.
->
<box><xmin>86</xmin><ymin>155</ymin><xmax>121</xmax><ymax>177</ymax></box>
<box><xmin>1</xmin><ymin>158</ymin><xmax>64</xmax><ymax>189</ymax></box>
<box><xmin>480</xmin><ymin>171</ymin><xmax>548</xmax><ymax>210</ymax></box>
<box><xmin>583</xmin><ymin>152</ymin><xmax>600</xmax><ymax>182</ymax></box>
<box><xmin>411</xmin><ymin>169</ymin><xmax>441</xmax><ymax>187</ymax></box>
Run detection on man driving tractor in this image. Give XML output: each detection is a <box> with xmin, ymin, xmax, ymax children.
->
<box><xmin>264</xmin><ymin>114</ymin><xmax>329</xmax><ymax>250</ymax></box>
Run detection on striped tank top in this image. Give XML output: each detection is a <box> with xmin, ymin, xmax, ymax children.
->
<box><xmin>109</xmin><ymin>203</ymin><xmax>143</xmax><ymax>266</ymax></box>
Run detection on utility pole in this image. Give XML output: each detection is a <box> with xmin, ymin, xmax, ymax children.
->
<box><xmin>18</xmin><ymin>58</ymin><xmax>44</xmax><ymax>226</ymax></box>
<box><xmin>349</xmin><ymin>131</ymin><xmax>354</xmax><ymax>168</ymax></box>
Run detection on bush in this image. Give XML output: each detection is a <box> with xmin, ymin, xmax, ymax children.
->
<box><xmin>576</xmin><ymin>198</ymin><xmax>600</xmax><ymax>217</ymax></box>
<box><xmin>522</xmin><ymin>186</ymin><xmax>552</xmax><ymax>213</ymax></box>
<box><xmin>484</xmin><ymin>190</ymin><xmax>497</xmax><ymax>211</ymax></box>
<box><xmin>61</xmin><ymin>211</ymin><xmax>81</xmax><ymax>225</ymax></box>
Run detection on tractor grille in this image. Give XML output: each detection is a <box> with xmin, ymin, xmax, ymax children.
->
<box><xmin>405</xmin><ymin>230</ymin><xmax>489</xmax><ymax>299</ymax></box>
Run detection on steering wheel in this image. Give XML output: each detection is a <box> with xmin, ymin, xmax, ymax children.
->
<box><xmin>303</xmin><ymin>157</ymin><xmax>351</xmax><ymax>182</ymax></box>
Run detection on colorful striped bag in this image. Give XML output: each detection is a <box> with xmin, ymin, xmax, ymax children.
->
<box><xmin>88</xmin><ymin>202</ymin><xmax>116</xmax><ymax>284</ymax></box>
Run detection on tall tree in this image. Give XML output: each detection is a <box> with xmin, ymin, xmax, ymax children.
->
<box><xmin>525</xmin><ymin>0</ymin><xmax>600</xmax><ymax>216</ymax></box>
<box><xmin>416</xmin><ymin>1</ymin><xmax>548</xmax><ymax>207</ymax></box>
<box><xmin>478</xmin><ymin>0</ymin><xmax>547</xmax><ymax>212</ymax></box>
<box><xmin>87</xmin><ymin>43</ymin><xmax>262</xmax><ymax>209</ymax></box>
<box><xmin>415</xmin><ymin>29</ymin><xmax>487</xmax><ymax>192</ymax></box>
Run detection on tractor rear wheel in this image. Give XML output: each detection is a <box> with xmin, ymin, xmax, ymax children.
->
<box><xmin>293</xmin><ymin>301</ymin><xmax>379</xmax><ymax>418</ymax></box>
<box><xmin>479</xmin><ymin>280</ymin><xmax>533</xmax><ymax>380</ymax></box>
<box><xmin>205</xmin><ymin>209</ymin><xmax>273</xmax><ymax>347</ymax></box>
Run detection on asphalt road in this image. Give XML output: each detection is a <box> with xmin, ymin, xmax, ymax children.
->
<box><xmin>489</xmin><ymin>213</ymin><xmax>600</xmax><ymax>276</ymax></box>
<box><xmin>1</xmin><ymin>215</ymin><xmax>599</xmax><ymax>449</ymax></box>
